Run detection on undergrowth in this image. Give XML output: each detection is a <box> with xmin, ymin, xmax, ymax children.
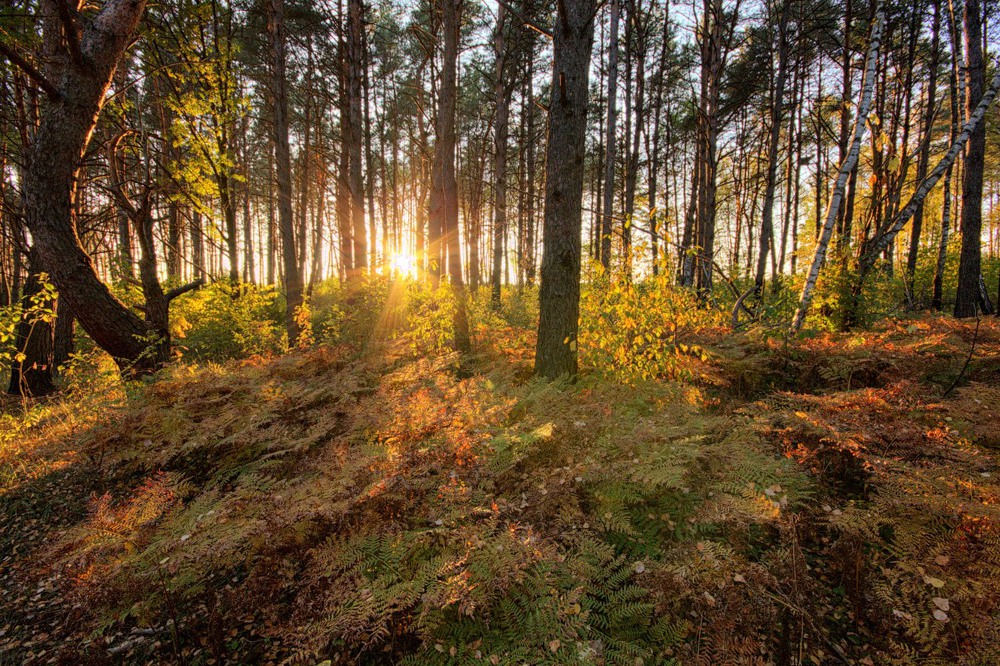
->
<box><xmin>2</xmin><ymin>281</ymin><xmax>999</xmax><ymax>666</ymax></box>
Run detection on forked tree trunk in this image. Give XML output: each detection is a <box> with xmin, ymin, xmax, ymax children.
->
<box><xmin>535</xmin><ymin>0</ymin><xmax>597</xmax><ymax>379</ymax></box>
<box><xmin>23</xmin><ymin>0</ymin><xmax>160</xmax><ymax>373</ymax></box>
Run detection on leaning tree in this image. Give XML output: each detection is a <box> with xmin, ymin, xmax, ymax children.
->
<box><xmin>6</xmin><ymin>0</ymin><xmax>196</xmax><ymax>374</ymax></box>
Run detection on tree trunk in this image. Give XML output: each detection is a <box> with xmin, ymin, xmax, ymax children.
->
<box><xmin>535</xmin><ymin>0</ymin><xmax>596</xmax><ymax>379</ymax></box>
<box><xmin>23</xmin><ymin>0</ymin><xmax>161</xmax><ymax>374</ymax></box>
<box><xmin>933</xmin><ymin>19</ymin><xmax>961</xmax><ymax>311</ymax></box>
<box><xmin>753</xmin><ymin>0</ymin><xmax>791</xmax><ymax>293</ymax></box>
<box><xmin>906</xmin><ymin>0</ymin><xmax>942</xmax><ymax>302</ymax></box>
<box><xmin>490</xmin><ymin>2</ymin><xmax>510</xmax><ymax>308</ymax></box>
<box><xmin>269</xmin><ymin>0</ymin><xmax>303</xmax><ymax>344</ymax></box>
<box><xmin>955</xmin><ymin>0</ymin><xmax>991</xmax><ymax>317</ymax></box>
<box><xmin>348</xmin><ymin>0</ymin><xmax>367</xmax><ymax>276</ymax></box>
<box><xmin>430</xmin><ymin>0</ymin><xmax>469</xmax><ymax>352</ymax></box>
<box><xmin>599</xmin><ymin>0</ymin><xmax>620</xmax><ymax>270</ymax></box>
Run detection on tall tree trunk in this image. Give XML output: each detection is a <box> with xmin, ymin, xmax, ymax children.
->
<box><xmin>753</xmin><ymin>0</ymin><xmax>791</xmax><ymax>293</ymax></box>
<box><xmin>955</xmin><ymin>0</ymin><xmax>992</xmax><ymax>316</ymax></box>
<box><xmin>524</xmin><ymin>58</ymin><xmax>537</xmax><ymax>287</ymax></box>
<box><xmin>490</xmin><ymin>2</ymin><xmax>510</xmax><ymax>308</ymax></box>
<box><xmin>906</xmin><ymin>0</ymin><xmax>942</xmax><ymax>302</ymax></box>
<box><xmin>535</xmin><ymin>0</ymin><xmax>596</xmax><ymax>379</ymax></box>
<box><xmin>348</xmin><ymin>0</ymin><xmax>367</xmax><ymax>276</ymax></box>
<box><xmin>647</xmin><ymin>0</ymin><xmax>670</xmax><ymax>276</ymax></box>
<box><xmin>269</xmin><ymin>0</ymin><xmax>304</xmax><ymax>344</ymax></box>
<box><xmin>622</xmin><ymin>0</ymin><xmax>646</xmax><ymax>279</ymax></box>
<box><xmin>599</xmin><ymin>0</ymin><xmax>620</xmax><ymax>270</ymax></box>
<box><xmin>430</xmin><ymin>0</ymin><xmax>470</xmax><ymax>352</ymax></box>
<box><xmin>835</xmin><ymin>0</ymin><xmax>854</xmax><ymax>251</ymax></box>
<box><xmin>933</xmin><ymin>13</ymin><xmax>962</xmax><ymax>311</ymax></box>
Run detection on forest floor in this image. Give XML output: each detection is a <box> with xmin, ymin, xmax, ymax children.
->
<box><xmin>2</xmin><ymin>314</ymin><xmax>1000</xmax><ymax>665</ymax></box>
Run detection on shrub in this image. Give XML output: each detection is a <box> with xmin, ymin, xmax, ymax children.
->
<box><xmin>578</xmin><ymin>262</ymin><xmax>721</xmax><ymax>382</ymax></box>
<box><xmin>171</xmin><ymin>282</ymin><xmax>286</xmax><ymax>361</ymax></box>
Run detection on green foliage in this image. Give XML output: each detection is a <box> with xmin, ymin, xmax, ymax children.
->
<box><xmin>578</xmin><ymin>263</ymin><xmax>720</xmax><ymax>382</ymax></box>
<box><xmin>0</xmin><ymin>275</ymin><xmax>57</xmax><ymax>369</ymax></box>
<box><xmin>171</xmin><ymin>281</ymin><xmax>285</xmax><ymax>360</ymax></box>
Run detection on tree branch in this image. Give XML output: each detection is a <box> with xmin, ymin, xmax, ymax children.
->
<box><xmin>55</xmin><ymin>0</ymin><xmax>83</xmax><ymax>66</ymax></box>
<box><xmin>165</xmin><ymin>279</ymin><xmax>204</xmax><ymax>302</ymax></box>
<box><xmin>0</xmin><ymin>40</ymin><xmax>61</xmax><ymax>101</ymax></box>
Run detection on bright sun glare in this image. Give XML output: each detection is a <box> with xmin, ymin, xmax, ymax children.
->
<box><xmin>389</xmin><ymin>252</ymin><xmax>418</xmax><ymax>279</ymax></box>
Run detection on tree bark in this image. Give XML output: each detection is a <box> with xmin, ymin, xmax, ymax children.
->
<box><xmin>955</xmin><ymin>0</ymin><xmax>991</xmax><ymax>317</ymax></box>
<box><xmin>23</xmin><ymin>0</ymin><xmax>162</xmax><ymax>374</ymax></box>
<box><xmin>269</xmin><ymin>0</ymin><xmax>304</xmax><ymax>344</ymax></box>
<box><xmin>535</xmin><ymin>0</ymin><xmax>596</xmax><ymax>379</ymax></box>
<box><xmin>599</xmin><ymin>0</ymin><xmax>620</xmax><ymax>270</ymax></box>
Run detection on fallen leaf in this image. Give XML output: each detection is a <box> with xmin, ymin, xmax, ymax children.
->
<box><xmin>924</xmin><ymin>576</ymin><xmax>945</xmax><ymax>588</ymax></box>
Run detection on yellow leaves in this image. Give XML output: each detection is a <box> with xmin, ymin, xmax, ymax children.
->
<box><xmin>533</xmin><ymin>422</ymin><xmax>555</xmax><ymax>439</ymax></box>
<box><xmin>873</xmin><ymin>130</ymin><xmax>891</xmax><ymax>153</ymax></box>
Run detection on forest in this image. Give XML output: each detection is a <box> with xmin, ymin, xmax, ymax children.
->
<box><xmin>2</xmin><ymin>0</ymin><xmax>1000</xmax><ymax>663</ymax></box>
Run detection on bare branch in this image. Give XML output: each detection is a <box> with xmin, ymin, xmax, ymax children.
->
<box><xmin>165</xmin><ymin>279</ymin><xmax>205</xmax><ymax>302</ymax></box>
<box><xmin>0</xmin><ymin>40</ymin><xmax>60</xmax><ymax>101</ymax></box>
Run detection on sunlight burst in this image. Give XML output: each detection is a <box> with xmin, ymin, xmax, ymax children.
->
<box><xmin>389</xmin><ymin>252</ymin><xmax>418</xmax><ymax>279</ymax></box>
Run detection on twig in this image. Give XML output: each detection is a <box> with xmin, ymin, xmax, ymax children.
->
<box><xmin>943</xmin><ymin>311</ymin><xmax>980</xmax><ymax>398</ymax></box>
